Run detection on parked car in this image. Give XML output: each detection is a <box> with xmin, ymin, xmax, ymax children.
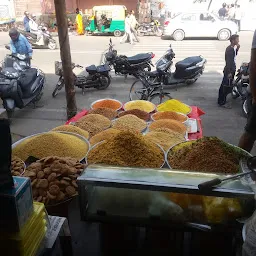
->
<box><xmin>162</xmin><ymin>11</ymin><xmax>238</xmax><ymax>41</ymax></box>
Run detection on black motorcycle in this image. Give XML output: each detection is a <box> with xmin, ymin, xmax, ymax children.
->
<box><xmin>144</xmin><ymin>44</ymin><xmax>206</xmax><ymax>86</ymax></box>
<box><xmin>230</xmin><ymin>62</ymin><xmax>250</xmax><ymax>116</ymax></box>
<box><xmin>0</xmin><ymin>47</ymin><xmax>45</xmax><ymax>118</ymax></box>
<box><xmin>104</xmin><ymin>38</ymin><xmax>155</xmax><ymax>78</ymax></box>
<box><xmin>52</xmin><ymin>61</ymin><xmax>111</xmax><ymax>97</ymax></box>
<box><xmin>137</xmin><ymin>20</ymin><xmax>162</xmax><ymax>37</ymax></box>
<box><xmin>18</xmin><ymin>26</ymin><xmax>57</xmax><ymax>50</ymax></box>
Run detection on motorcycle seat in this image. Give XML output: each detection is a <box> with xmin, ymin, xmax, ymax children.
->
<box><xmin>175</xmin><ymin>56</ymin><xmax>203</xmax><ymax>70</ymax></box>
<box><xmin>86</xmin><ymin>65</ymin><xmax>97</xmax><ymax>73</ymax></box>
<box><xmin>96</xmin><ymin>64</ymin><xmax>111</xmax><ymax>73</ymax></box>
<box><xmin>127</xmin><ymin>53</ymin><xmax>152</xmax><ymax>64</ymax></box>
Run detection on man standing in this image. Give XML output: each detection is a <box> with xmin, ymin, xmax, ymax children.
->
<box><xmin>120</xmin><ymin>13</ymin><xmax>133</xmax><ymax>44</ymax></box>
<box><xmin>9</xmin><ymin>28</ymin><xmax>33</xmax><ymax>60</ymax></box>
<box><xmin>29</xmin><ymin>14</ymin><xmax>43</xmax><ymax>45</ymax></box>
<box><xmin>130</xmin><ymin>10</ymin><xmax>139</xmax><ymax>43</ymax></box>
<box><xmin>238</xmin><ymin>31</ymin><xmax>256</xmax><ymax>152</ymax></box>
<box><xmin>217</xmin><ymin>34</ymin><xmax>240</xmax><ymax>107</ymax></box>
<box><xmin>23</xmin><ymin>11</ymin><xmax>30</xmax><ymax>32</ymax></box>
<box><xmin>218</xmin><ymin>3</ymin><xmax>228</xmax><ymax>19</ymax></box>
<box><xmin>228</xmin><ymin>4</ymin><xmax>235</xmax><ymax>21</ymax></box>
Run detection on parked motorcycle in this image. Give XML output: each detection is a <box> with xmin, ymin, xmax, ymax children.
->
<box><xmin>144</xmin><ymin>44</ymin><xmax>206</xmax><ymax>86</ymax></box>
<box><xmin>0</xmin><ymin>46</ymin><xmax>45</xmax><ymax>118</ymax></box>
<box><xmin>230</xmin><ymin>62</ymin><xmax>250</xmax><ymax>116</ymax></box>
<box><xmin>52</xmin><ymin>61</ymin><xmax>111</xmax><ymax>97</ymax></box>
<box><xmin>18</xmin><ymin>26</ymin><xmax>57</xmax><ymax>50</ymax></box>
<box><xmin>104</xmin><ymin>38</ymin><xmax>155</xmax><ymax>78</ymax></box>
<box><xmin>137</xmin><ymin>20</ymin><xmax>162</xmax><ymax>37</ymax></box>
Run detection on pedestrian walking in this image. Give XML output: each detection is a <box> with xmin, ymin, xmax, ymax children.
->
<box><xmin>228</xmin><ymin>4</ymin><xmax>235</xmax><ymax>21</ymax></box>
<box><xmin>23</xmin><ymin>11</ymin><xmax>30</xmax><ymax>32</ymax></box>
<box><xmin>130</xmin><ymin>10</ymin><xmax>140</xmax><ymax>43</ymax></box>
<box><xmin>217</xmin><ymin>34</ymin><xmax>240</xmax><ymax>108</ymax></box>
<box><xmin>234</xmin><ymin>5</ymin><xmax>242</xmax><ymax>31</ymax></box>
<box><xmin>238</xmin><ymin>30</ymin><xmax>256</xmax><ymax>152</ymax></box>
<box><xmin>75</xmin><ymin>8</ymin><xmax>84</xmax><ymax>35</ymax></box>
<box><xmin>120</xmin><ymin>13</ymin><xmax>133</xmax><ymax>44</ymax></box>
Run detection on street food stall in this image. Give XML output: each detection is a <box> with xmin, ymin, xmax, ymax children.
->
<box><xmin>7</xmin><ymin>98</ymin><xmax>256</xmax><ymax>255</ymax></box>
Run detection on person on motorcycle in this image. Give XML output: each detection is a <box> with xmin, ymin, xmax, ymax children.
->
<box><xmin>130</xmin><ymin>10</ymin><xmax>139</xmax><ymax>43</ymax></box>
<box><xmin>238</xmin><ymin>30</ymin><xmax>256</xmax><ymax>152</ymax></box>
<box><xmin>9</xmin><ymin>28</ymin><xmax>33</xmax><ymax>62</ymax></box>
<box><xmin>23</xmin><ymin>11</ymin><xmax>30</xmax><ymax>32</ymax></box>
<box><xmin>29</xmin><ymin>14</ymin><xmax>44</xmax><ymax>45</ymax></box>
<box><xmin>217</xmin><ymin>34</ymin><xmax>240</xmax><ymax>108</ymax></box>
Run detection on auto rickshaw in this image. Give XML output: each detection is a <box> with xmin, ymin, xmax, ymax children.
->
<box><xmin>86</xmin><ymin>5</ymin><xmax>126</xmax><ymax>37</ymax></box>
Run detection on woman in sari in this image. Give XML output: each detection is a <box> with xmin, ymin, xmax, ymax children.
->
<box><xmin>76</xmin><ymin>8</ymin><xmax>84</xmax><ymax>35</ymax></box>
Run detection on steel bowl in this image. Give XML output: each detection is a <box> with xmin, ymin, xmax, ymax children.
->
<box><xmin>86</xmin><ymin>140</ymin><xmax>166</xmax><ymax>168</ymax></box>
<box><xmin>166</xmin><ymin>140</ymin><xmax>252</xmax><ymax>171</ymax></box>
<box><xmin>90</xmin><ymin>98</ymin><xmax>123</xmax><ymax>111</ymax></box>
<box><xmin>123</xmin><ymin>100</ymin><xmax>156</xmax><ymax>114</ymax></box>
<box><xmin>12</xmin><ymin>131</ymin><xmax>90</xmax><ymax>162</ymax></box>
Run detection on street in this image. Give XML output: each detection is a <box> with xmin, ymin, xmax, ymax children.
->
<box><xmin>0</xmin><ymin>31</ymin><xmax>254</xmax><ymax>153</ymax></box>
<box><xmin>0</xmin><ymin>31</ymin><xmax>255</xmax><ymax>255</ymax></box>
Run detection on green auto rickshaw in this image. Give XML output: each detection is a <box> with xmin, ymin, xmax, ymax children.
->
<box><xmin>86</xmin><ymin>5</ymin><xmax>126</xmax><ymax>37</ymax></box>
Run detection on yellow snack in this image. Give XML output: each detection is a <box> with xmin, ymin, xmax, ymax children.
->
<box><xmin>157</xmin><ymin>99</ymin><xmax>191</xmax><ymax>114</ymax></box>
<box><xmin>124</xmin><ymin>100</ymin><xmax>155</xmax><ymax>113</ymax></box>
<box><xmin>13</xmin><ymin>132</ymin><xmax>88</xmax><ymax>161</ymax></box>
<box><xmin>52</xmin><ymin>125</ymin><xmax>89</xmax><ymax>139</ymax></box>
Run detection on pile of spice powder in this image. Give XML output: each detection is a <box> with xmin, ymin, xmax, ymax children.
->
<box><xmin>149</xmin><ymin>119</ymin><xmax>187</xmax><ymax>135</ymax></box>
<box><xmin>92</xmin><ymin>99</ymin><xmax>122</xmax><ymax>111</ymax></box>
<box><xmin>13</xmin><ymin>132</ymin><xmax>88</xmax><ymax>161</ymax></box>
<box><xmin>168</xmin><ymin>137</ymin><xmax>249</xmax><ymax>174</ymax></box>
<box><xmin>89</xmin><ymin>128</ymin><xmax>121</xmax><ymax>146</ymax></box>
<box><xmin>145</xmin><ymin>130</ymin><xmax>185</xmax><ymax>151</ymax></box>
<box><xmin>152</xmin><ymin>111</ymin><xmax>187</xmax><ymax>123</ymax></box>
<box><xmin>125</xmin><ymin>100</ymin><xmax>155</xmax><ymax>113</ymax></box>
<box><xmin>112</xmin><ymin>114</ymin><xmax>147</xmax><ymax>132</ymax></box>
<box><xmin>118</xmin><ymin>109</ymin><xmax>150</xmax><ymax>121</ymax></box>
<box><xmin>88</xmin><ymin>107</ymin><xmax>117</xmax><ymax>120</ymax></box>
<box><xmin>75</xmin><ymin>114</ymin><xmax>111</xmax><ymax>137</ymax></box>
<box><xmin>52</xmin><ymin>125</ymin><xmax>90</xmax><ymax>139</ymax></box>
<box><xmin>157</xmin><ymin>99</ymin><xmax>191</xmax><ymax>114</ymax></box>
<box><xmin>87</xmin><ymin>131</ymin><xmax>164</xmax><ymax>168</ymax></box>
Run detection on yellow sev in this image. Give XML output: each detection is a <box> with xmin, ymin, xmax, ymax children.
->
<box><xmin>157</xmin><ymin>99</ymin><xmax>191</xmax><ymax>114</ymax></box>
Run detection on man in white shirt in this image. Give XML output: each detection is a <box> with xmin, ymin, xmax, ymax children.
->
<box><xmin>130</xmin><ymin>10</ymin><xmax>139</xmax><ymax>43</ymax></box>
<box><xmin>29</xmin><ymin>14</ymin><xmax>43</xmax><ymax>45</ymax></box>
<box><xmin>234</xmin><ymin>5</ymin><xmax>242</xmax><ymax>31</ymax></box>
<box><xmin>228</xmin><ymin>4</ymin><xmax>235</xmax><ymax>20</ymax></box>
<box><xmin>238</xmin><ymin>30</ymin><xmax>256</xmax><ymax>152</ymax></box>
<box><xmin>120</xmin><ymin>13</ymin><xmax>133</xmax><ymax>44</ymax></box>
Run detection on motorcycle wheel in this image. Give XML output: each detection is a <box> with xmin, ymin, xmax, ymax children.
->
<box><xmin>137</xmin><ymin>27</ymin><xmax>145</xmax><ymax>37</ymax></box>
<box><xmin>242</xmin><ymin>98</ymin><xmax>252</xmax><ymax>118</ymax></box>
<box><xmin>149</xmin><ymin>93</ymin><xmax>172</xmax><ymax>105</ymax></box>
<box><xmin>129</xmin><ymin>80</ymin><xmax>149</xmax><ymax>101</ymax></box>
<box><xmin>48</xmin><ymin>41</ymin><xmax>57</xmax><ymax>50</ymax></box>
<box><xmin>96</xmin><ymin>75</ymin><xmax>111</xmax><ymax>90</ymax></box>
<box><xmin>52</xmin><ymin>80</ymin><xmax>64</xmax><ymax>97</ymax></box>
<box><xmin>155</xmin><ymin>29</ymin><xmax>162</xmax><ymax>37</ymax></box>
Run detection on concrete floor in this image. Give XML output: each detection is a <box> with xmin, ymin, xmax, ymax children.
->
<box><xmin>0</xmin><ymin>31</ymin><xmax>254</xmax><ymax>255</ymax></box>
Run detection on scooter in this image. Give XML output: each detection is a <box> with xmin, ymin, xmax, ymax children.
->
<box><xmin>145</xmin><ymin>44</ymin><xmax>206</xmax><ymax>85</ymax></box>
<box><xmin>0</xmin><ymin>46</ymin><xmax>45</xmax><ymax>118</ymax></box>
<box><xmin>104</xmin><ymin>38</ymin><xmax>155</xmax><ymax>78</ymax></box>
<box><xmin>52</xmin><ymin>61</ymin><xmax>111</xmax><ymax>97</ymax></box>
<box><xmin>18</xmin><ymin>26</ymin><xmax>57</xmax><ymax>50</ymax></box>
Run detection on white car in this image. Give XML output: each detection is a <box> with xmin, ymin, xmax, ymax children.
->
<box><xmin>162</xmin><ymin>11</ymin><xmax>238</xmax><ymax>41</ymax></box>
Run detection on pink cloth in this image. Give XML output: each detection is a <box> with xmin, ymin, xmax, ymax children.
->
<box><xmin>65</xmin><ymin>110</ymin><xmax>88</xmax><ymax>124</ymax></box>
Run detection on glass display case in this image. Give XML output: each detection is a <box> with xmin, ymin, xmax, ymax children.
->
<box><xmin>78</xmin><ymin>165</ymin><xmax>255</xmax><ymax>228</ymax></box>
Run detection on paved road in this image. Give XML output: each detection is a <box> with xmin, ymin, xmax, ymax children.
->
<box><xmin>0</xmin><ymin>31</ymin><xmax>254</xmax><ymax>153</ymax></box>
<box><xmin>0</xmin><ymin>32</ymin><xmax>255</xmax><ymax>255</ymax></box>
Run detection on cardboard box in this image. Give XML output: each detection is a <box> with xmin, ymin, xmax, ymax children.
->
<box><xmin>0</xmin><ymin>176</ymin><xmax>33</xmax><ymax>232</ymax></box>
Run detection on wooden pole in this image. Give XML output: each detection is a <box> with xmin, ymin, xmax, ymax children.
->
<box><xmin>54</xmin><ymin>0</ymin><xmax>77</xmax><ymax>120</ymax></box>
